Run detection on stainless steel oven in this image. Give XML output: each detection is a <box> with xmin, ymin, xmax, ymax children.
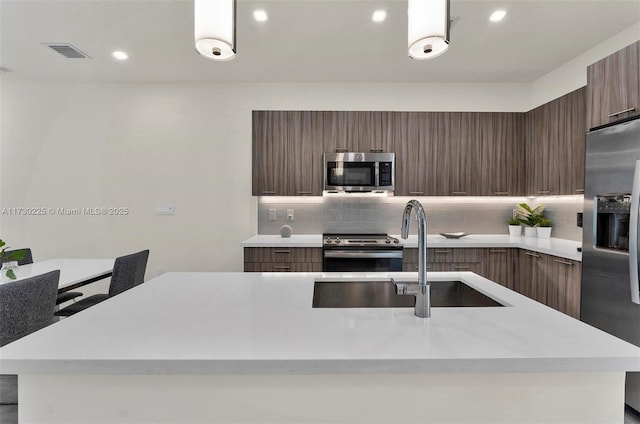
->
<box><xmin>322</xmin><ymin>234</ymin><xmax>403</xmax><ymax>272</ymax></box>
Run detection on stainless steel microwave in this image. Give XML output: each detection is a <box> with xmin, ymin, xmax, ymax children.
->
<box><xmin>324</xmin><ymin>152</ymin><xmax>395</xmax><ymax>193</ymax></box>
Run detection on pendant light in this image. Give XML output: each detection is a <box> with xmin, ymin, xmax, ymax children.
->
<box><xmin>408</xmin><ymin>0</ymin><xmax>450</xmax><ymax>60</ymax></box>
<box><xmin>194</xmin><ymin>0</ymin><xmax>236</xmax><ymax>61</ymax></box>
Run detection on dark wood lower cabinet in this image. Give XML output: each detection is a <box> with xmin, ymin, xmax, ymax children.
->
<box><xmin>244</xmin><ymin>247</ymin><xmax>322</xmax><ymax>272</ymax></box>
<box><xmin>518</xmin><ymin>250</ymin><xmax>549</xmax><ymax>304</ymax></box>
<box><xmin>403</xmin><ymin>248</ymin><xmax>483</xmax><ymax>274</ymax></box>
<box><xmin>483</xmin><ymin>248</ymin><xmax>517</xmax><ymax>290</ymax></box>
<box><xmin>547</xmin><ymin>256</ymin><xmax>581</xmax><ymax>319</ymax></box>
<box><xmin>403</xmin><ymin>247</ymin><xmax>581</xmax><ymax>318</ymax></box>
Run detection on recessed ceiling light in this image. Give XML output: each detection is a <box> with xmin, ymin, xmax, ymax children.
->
<box><xmin>489</xmin><ymin>10</ymin><xmax>506</xmax><ymax>22</ymax></box>
<box><xmin>112</xmin><ymin>50</ymin><xmax>129</xmax><ymax>60</ymax></box>
<box><xmin>372</xmin><ymin>10</ymin><xmax>386</xmax><ymax>22</ymax></box>
<box><xmin>253</xmin><ymin>9</ymin><xmax>268</xmax><ymax>22</ymax></box>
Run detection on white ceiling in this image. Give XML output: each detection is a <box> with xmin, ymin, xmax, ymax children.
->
<box><xmin>0</xmin><ymin>0</ymin><xmax>638</xmax><ymax>83</ymax></box>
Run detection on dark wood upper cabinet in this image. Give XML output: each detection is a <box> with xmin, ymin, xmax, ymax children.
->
<box><xmin>253</xmin><ymin>89</ymin><xmax>584</xmax><ymax>197</ymax></box>
<box><xmin>525</xmin><ymin>87</ymin><xmax>586</xmax><ymax>196</ymax></box>
<box><xmin>321</xmin><ymin>111</ymin><xmax>358</xmax><ymax>153</ymax></box>
<box><xmin>447</xmin><ymin>112</ymin><xmax>482</xmax><ymax>196</ymax></box>
<box><xmin>395</xmin><ymin>112</ymin><xmax>523</xmax><ymax>196</ymax></box>
<box><xmin>284</xmin><ymin>111</ymin><xmax>324</xmax><ymax>196</ymax></box>
<box><xmin>252</xmin><ymin>111</ymin><xmax>323</xmax><ymax>196</ymax></box>
<box><xmin>587</xmin><ymin>41</ymin><xmax>640</xmax><ymax>130</ymax></box>
<box><xmin>480</xmin><ymin>113</ymin><xmax>525</xmax><ymax>196</ymax></box>
<box><xmin>394</xmin><ymin>112</ymin><xmax>445</xmax><ymax>196</ymax></box>
<box><xmin>359</xmin><ymin>111</ymin><xmax>394</xmax><ymax>153</ymax></box>
<box><xmin>252</xmin><ymin>111</ymin><xmax>283</xmax><ymax>196</ymax></box>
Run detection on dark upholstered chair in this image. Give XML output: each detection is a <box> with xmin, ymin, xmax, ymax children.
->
<box><xmin>4</xmin><ymin>248</ymin><xmax>33</xmax><ymax>266</ymax></box>
<box><xmin>0</xmin><ymin>270</ymin><xmax>60</xmax><ymax>416</ymax></box>
<box><xmin>5</xmin><ymin>248</ymin><xmax>82</xmax><ymax>306</ymax></box>
<box><xmin>55</xmin><ymin>250</ymin><xmax>149</xmax><ymax>318</ymax></box>
<box><xmin>0</xmin><ymin>270</ymin><xmax>60</xmax><ymax>347</ymax></box>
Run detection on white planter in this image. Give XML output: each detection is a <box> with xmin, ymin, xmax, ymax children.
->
<box><xmin>537</xmin><ymin>227</ymin><xmax>552</xmax><ymax>239</ymax></box>
<box><xmin>523</xmin><ymin>226</ymin><xmax>537</xmax><ymax>238</ymax></box>
<box><xmin>508</xmin><ymin>225</ymin><xmax>521</xmax><ymax>237</ymax></box>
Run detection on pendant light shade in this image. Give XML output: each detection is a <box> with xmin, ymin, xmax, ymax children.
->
<box><xmin>408</xmin><ymin>0</ymin><xmax>450</xmax><ymax>60</ymax></box>
<box><xmin>194</xmin><ymin>0</ymin><xmax>236</xmax><ymax>61</ymax></box>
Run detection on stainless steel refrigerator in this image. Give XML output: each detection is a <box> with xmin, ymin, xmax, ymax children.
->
<box><xmin>582</xmin><ymin>116</ymin><xmax>640</xmax><ymax>411</ymax></box>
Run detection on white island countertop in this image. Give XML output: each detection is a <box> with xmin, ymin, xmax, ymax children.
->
<box><xmin>241</xmin><ymin>234</ymin><xmax>582</xmax><ymax>261</ymax></box>
<box><xmin>1</xmin><ymin>271</ymin><xmax>638</xmax><ymax>375</ymax></box>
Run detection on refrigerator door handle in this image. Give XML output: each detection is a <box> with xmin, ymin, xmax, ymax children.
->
<box><xmin>630</xmin><ymin>159</ymin><xmax>640</xmax><ymax>304</ymax></box>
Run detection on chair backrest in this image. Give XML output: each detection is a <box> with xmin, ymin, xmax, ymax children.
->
<box><xmin>108</xmin><ymin>250</ymin><xmax>149</xmax><ymax>297</ymax></box>
<box><xmin>0</xmin><ymin>270</ymin><xmax>59</xmax><ymax>347</ymax></box>
<box><xmin>4</xmin><ymin>248</ymin><xmax>33</xmax><ymax>266</ymax></box>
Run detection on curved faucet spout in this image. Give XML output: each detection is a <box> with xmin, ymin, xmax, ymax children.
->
<box><xmin>400</xmin><ymin>200</ymin><xmax>430</xmax><ymax>318</ymax></box>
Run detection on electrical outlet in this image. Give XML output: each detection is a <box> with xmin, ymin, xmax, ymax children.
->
<box><xmin>156</xmin><ymin>205</ymin><xmax>174</xmax><ymax>215</ymax></box>
<box><xmin>287</xmin><ymin>209</ymin><xmax>294</xmax><ymax>221</ymax></box>
<box><xmin>268</xmin><ymin>208</ymin><xmax>277</xmax><ymax>221</ymax></box>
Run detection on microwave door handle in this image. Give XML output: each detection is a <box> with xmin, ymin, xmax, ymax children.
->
<box><xmin>630</xmin><ymin>159</ymin><xmax>640</xmax><ymax>304</ymax></box>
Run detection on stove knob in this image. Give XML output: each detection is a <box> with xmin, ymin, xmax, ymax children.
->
<box><xmin>335</xmin><ymin>239</ymin><xmax>341</xmax><ymax>243</ymax></box>
<box><xmin>326</xmin><ymin>239</ymin><xmax>332</xmax><ymax>244</ymax></box>
<box><xmin>385</xmin><ymin>239</ymin><xmax>391</xmax><ymax>244</ymax></box>
<box><xmin>393</xmin><ymin>239</ymin><xmax>399</xmax><ymax>244</ymax></box>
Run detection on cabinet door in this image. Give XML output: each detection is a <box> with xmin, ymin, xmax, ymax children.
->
<box><xmin>392</xmin><ymin>112</ymin><xmax>412</xmax><ymax>196</ymax></box>
<box><xmin>587</xmin><ymin>41</ymin><xmax>640</xmax><ymax>129</ymax></box>
<box><xmin>526</xmin><ymin>102</ymin><xmax>558</xmax><ymax>196</ymax></box>
<box><xmin>447</xmin><ymin>113</ymin><xmax>482</xmax><ymax>196</ymax></box>
<box><xmin>483</xmin><ymin>248</ymin><xmax>516</xmax><ymax>290</ymax></box>
<box><xmin>284</xmin><ymin>111</ymin><xmax>323</xmax><ymax>196</ymax></box>
<box><xmin>355</xmin><ymin>112</ymin><xmax>394</xmax><ymax>153</ymax></box>
<box><xmin>252</xmin><ymin>111</ymin><xmax>285</xmax><ymax>196</ymax></box>
<box><xmin>564</xmin><ymin>88</ymin><xmax>587</xmax><ymax>194</ymax></box>
<box><xmin>480</xmin><ymin>113</ymin><xmax>525</xmax><ymax>196</ymax></box>
<box><xmin>517</xmin><ymin>250</ymin><xmax>548</xmax><ymax>303</ymax></box>
<box><xmin>391</xmin><ymin>112</ymin><xmax>445</xmax><ymax>196</ymax></box>
<box><xmin>525</xmin><ymin>88</ymin><xmax>586</xmax><ymax>196</ymax></box>
<box><xmin>322</xmin><ymin>111</ymin><xmax>358</xmax><ymax>153</ymax></box>
<box><xmin>547</xmin><ymin>256</ymin><xmax>581</xmax><ymax>319</ymax></box>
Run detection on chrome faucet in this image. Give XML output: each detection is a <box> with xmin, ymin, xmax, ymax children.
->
<box><xmin>393</xmin><ymin>200</ymin><xmax>430</xmax><ymax>318</ymax></box>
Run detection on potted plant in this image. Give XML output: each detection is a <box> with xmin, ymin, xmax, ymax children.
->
<box><xmin>515</xmin><ymin>203</ymin><xmax>544</xmax><ymax>238</ymax></box>
<box><xmin>0</xmin><ymin>239</ymin><xmax>26</xmax><ymax>280</ymax></box>
<box><xmin>537</xmin><ymin>217</ymin><xmax>553</xmax><ymax>239</ymax></box>
<box><xmin>508</xmin><ymin>216</ymin><xmax>521</xmax><ymax>237</ymax></box>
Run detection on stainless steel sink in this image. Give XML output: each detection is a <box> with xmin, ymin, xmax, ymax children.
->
<box><xmin>312</xmin><ymin>280</ymin><xmax>503</xmax><ymax>308</ymax></box>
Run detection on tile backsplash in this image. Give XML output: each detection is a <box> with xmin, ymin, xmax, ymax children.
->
<box><xmin>258</xmin><ymin>195</ymin><xmax>584</xmax><ymax>241</ymax></box>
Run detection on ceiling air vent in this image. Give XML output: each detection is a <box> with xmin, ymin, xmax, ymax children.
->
<box><xmin>44</xmin><ymin>43</ymin><xmax>90</xmax><ymax>59</ymax></box>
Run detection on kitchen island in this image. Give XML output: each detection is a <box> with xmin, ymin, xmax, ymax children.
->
<box><xmin>1</xmin><ymin>271</ymin><xmax>639</xmax><ymax>423</ymax></box>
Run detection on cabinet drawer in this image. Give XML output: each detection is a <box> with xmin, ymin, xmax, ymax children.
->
<box><xmin>403</xmin><ymin>262</ymin><xmax>452</xmax><ymax>272</ymax></box>
<box><xmin>244</xmin><ymin>262</ymin><xmax>322</xmax><ymax>272</ymax></box>
<box><xmin>450</xmin><ymin>262</ymin><xmax>483</xmax><ymax>274</ymax></box>
<box><xmin>244</xmin><ymin>247</ymin><xmax>322</xmax><ymax>263</ymax></box>
<box><xmin>429</xmin><ymin>248</ymin><xmax>483</xmax><ymax>263</ymax></box>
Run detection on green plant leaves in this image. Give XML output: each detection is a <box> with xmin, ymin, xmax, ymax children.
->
<box><xmin>514</xmin><ymin>203</ymin><xmax>549</xmax><ymax>227</ymax></box>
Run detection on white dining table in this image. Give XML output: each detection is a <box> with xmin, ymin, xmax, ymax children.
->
<box><xmin>6</xmin><ymin>259</ymin><xmax>115</xmax><ymax>292</ymax></box>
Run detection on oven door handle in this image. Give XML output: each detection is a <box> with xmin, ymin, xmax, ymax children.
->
<box><xmin>324</xmin><ymin>250</ymin><xmax>403</xmax><ymax>259</ymax></box>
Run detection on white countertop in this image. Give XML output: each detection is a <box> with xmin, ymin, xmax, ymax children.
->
<box><xmin>3</xmin><ymin>258</ymin><xmax>114</xmax><ymax>290</ymax></box>
<box><xmin>241</xmin><ymin>234</ymin><xmax>322</xmax><ymax>248</ymax></box>
<box><xmin>241</xmin><ymin>234</ymin><xmax>582</xmax><ymax>261</ymax></box>
<box><xmin>1</xmin><ymin>271</ymin><xmax>638</xmax><ymax>375</ymax></box>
